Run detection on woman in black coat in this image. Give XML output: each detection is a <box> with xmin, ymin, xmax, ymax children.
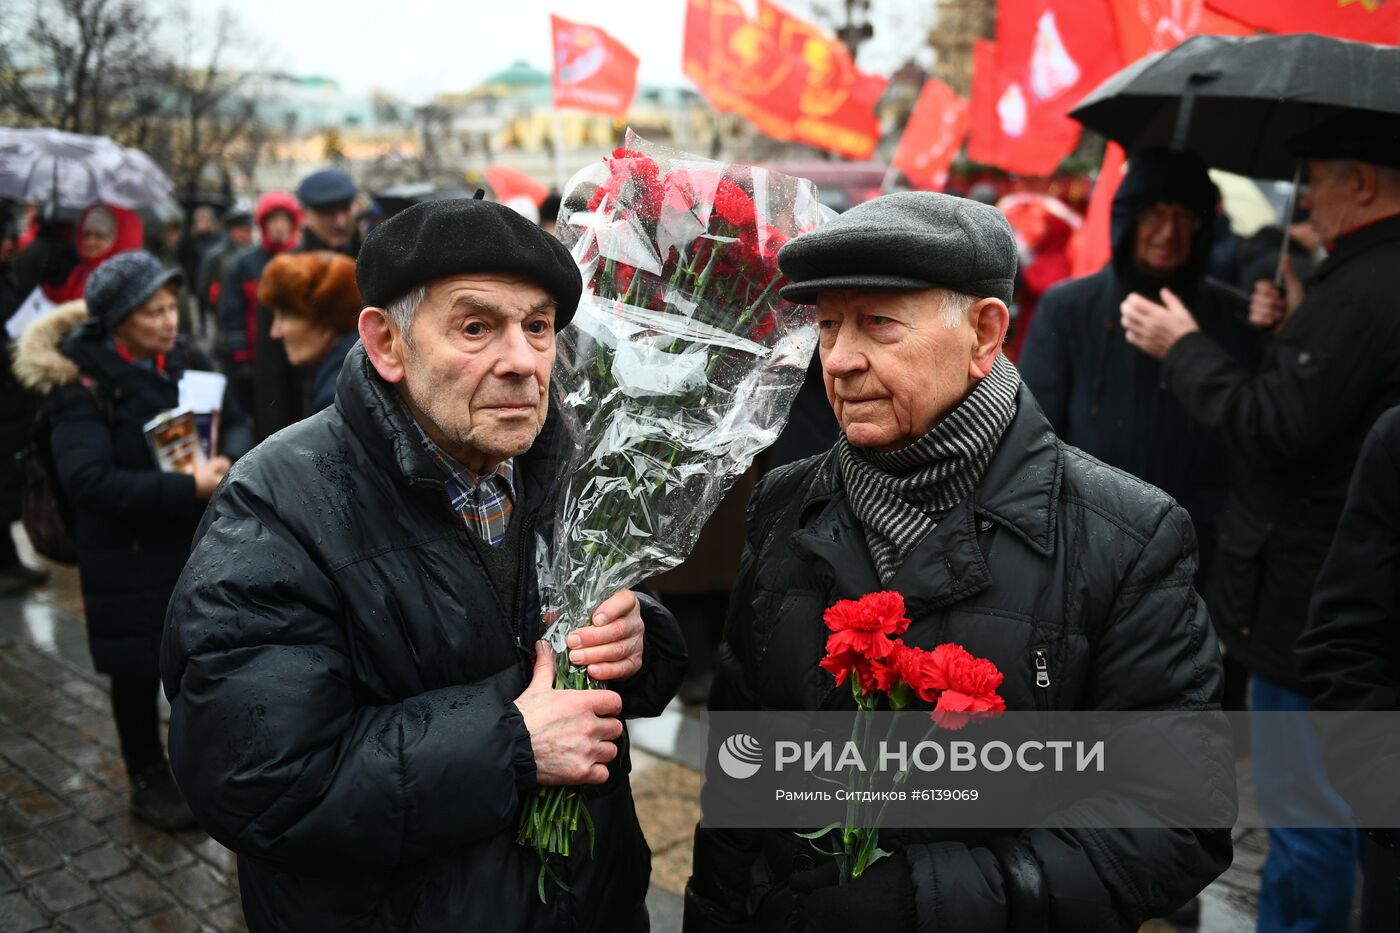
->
<box><xmin>13</xmin><ymin>250</ymin><xmax>250</xmax><ymax>829</ymax></box>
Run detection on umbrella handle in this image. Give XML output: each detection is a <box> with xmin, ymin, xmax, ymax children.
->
<box><xmin>1274</xmin><ymin>160</ymin><xmax>1304</xmax><ymax>290</ymax></box>
<box><xmin>1171</xmin><ymin>70</ymin><xmax>1222</xmax><ymax>153</ymax></box>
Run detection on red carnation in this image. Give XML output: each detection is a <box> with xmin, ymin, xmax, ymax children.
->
<box><xmin>822</xmin><ymin>591</ymin><xmax>911</xmax><ymax>663</ymax></box>
<box><xmin>931</xmin><ymin>649</ymin><xmax>1006</xmax><ymax>730</ymax></box>
<box><xmin>714</xmin><ymin>178</ymin><xmax>756</xmax><ymax>229</ymax></box>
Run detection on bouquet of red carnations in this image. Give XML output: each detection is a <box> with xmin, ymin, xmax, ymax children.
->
<box><xmin>516</xmin><ymin>131</ymin><xmax>828</xmax><ymax>896</ymax></box>
<box><xmin>809</xmin><ymin>591</ymin><xmax>1006</xmax><ymax>882</ymax></box>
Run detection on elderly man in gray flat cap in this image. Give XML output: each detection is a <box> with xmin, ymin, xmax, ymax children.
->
<box><xmin>684</xmin><ymin>192</ymin><xmax>1232</xmax><ymax>933</ymax></box>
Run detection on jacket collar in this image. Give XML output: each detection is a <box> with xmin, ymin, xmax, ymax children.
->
<box><xmin>791</xmin><ymin>385</ymin><xmax>1061</xmax><ymax>615</ymax></box>
<box><xmin>1313</xmin><ymin>213</ymin><xmax>1400</xmax><ymax>285</ymax></box>
<box><xmin>334</xmin><ymin>343</ymin><xmax>565</xmax><ymax>514</ymax></box>
<box><xmin>61</xmin><ymin>320</ymin><xmax>189</xmax><ymax>387</ymax></box>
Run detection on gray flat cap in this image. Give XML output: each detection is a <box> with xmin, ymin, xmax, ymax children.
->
<box><xmin>778</xmin><ymin>192</ymin><xmax>1017</xmax><ymax>305</ymax></box>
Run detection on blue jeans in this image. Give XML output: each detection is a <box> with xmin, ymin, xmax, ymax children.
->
<box><xmin>1251</xmin><ymin>676</ymin><xmax>1361</xmax><ymax>933</ymax></box>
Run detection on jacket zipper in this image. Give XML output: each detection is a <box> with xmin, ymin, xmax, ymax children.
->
<box><xmin>511</xmin><ymin>516</ymin><xmax>537</xmax><ymax>650</ymax></box>
<box><xmin>1032</xmin><ymin>645</ymin><xmax>1052</xmax><ymax>693</ymax></box>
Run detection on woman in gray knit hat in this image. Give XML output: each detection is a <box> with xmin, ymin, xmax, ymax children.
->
<box><xmin>686</xmin><ymin>191</ymin><xmax>1233</xmax><ymax>933</ymax></box>
<box><xmin>12</xmin><ymin>249</ymin><xmax>250</xmax><ymax>831</ymax></box>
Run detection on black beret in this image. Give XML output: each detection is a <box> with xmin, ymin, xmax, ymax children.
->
<box><xmin>1287</xmin><ymin>111</ymin><xmax>1400</xmax><ymax>170</ymax></box>
<box><xmin>778</xmin><ymin>192</ymin><xmax>1018</xmax><ymax>305</ymax></box>
<box><xmin>297</xmin><ymin>169</ymin><xmax>357</xmax><ymax>208</ymax></box>
<box><xmin>356</xmin><ymin>197</ymin><xmax>583</xmax><ymax>329</ymax></box>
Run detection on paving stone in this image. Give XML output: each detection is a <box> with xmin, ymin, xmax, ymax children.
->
<box><xmin>0</xmin><ymin>891</ymin><xmax>47</xmax><ymax>932</ymax></box>
<box><xmin>25</xmin><ymin>866</ymin><xmax>97</xmax><ymax>914</ymax></box>
<box><xmin>70</xmin><ymin>843</ymin><xmax>134</xmax><ymax>882</ymax></box>
<box><xmin>0</xmin><ymin>834</ymin><xmax>62</xmax><ymax>880</ymax></box>
<box><xmin>40</xmin><ymin>817</ymin><xmax>106</xmax><ymax>856</ymax></box>
<box><xmin>204</xmin><ymin>898</ymin><xmax>250</xmax><ymax>933</ymax></box>
<box><xmin>0</xmin><ymin>805</ymin><xmax>35</xmax><ymax>842</ymax></box>
<box><xmin>0</xmin><ymin>769</ymin><xmax>37</xmax><ymax>797</ymax></box>
<box><xmin>102</xmin><ymin>869</ymin><xmax>175</xmax><ymax>918</ymax></box>
<box><xmin>185</xmin><ymin>836</ymin><xmax>237</xmax><ymax>874</ymax></box>
<box><xmin>55</xmin><ymin>898</ymin><xmax>125</xmax><ymax>931</ymax></box>
<box><xmin>8</xmin><ymin>788</ymin><xmax>71</xmax><ymax>824</ymax></box>
<box><xmin>106</xmin><ymin>818</ymin><xmax>195</xmax><ymax>875</ymax></box>
<box><xmin>7</xmin><ymin>740</ymin><xmax>78</xmax><ymax>794</ymax></box>
<box><xmin>130</xmin><ymin>903</ymin><xmax>206</xmax><ymax>932</ymax></box>
<box><xmin>167</xmin><ymin>862</ymin><xmax>235</xmax><ymax>912</ymax></box>
<box><xmin>67</xmin><ymin>780</ymin><xmax>128</xmax><ymax>823</ymax></box>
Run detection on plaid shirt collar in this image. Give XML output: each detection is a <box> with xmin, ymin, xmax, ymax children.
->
<box><xmin>404</xmin><ymin>412</ymin><xmax>517</xmax><ymax>546</ymax></box>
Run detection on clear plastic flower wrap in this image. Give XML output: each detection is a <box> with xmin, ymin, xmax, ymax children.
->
<box><xmin>516</xmin><ymin>130</ymin><xmax>829</xmax><ymax>893</ymax></box>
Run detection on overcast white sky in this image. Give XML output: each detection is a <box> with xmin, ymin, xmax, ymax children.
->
<box><xmin>186</xmin><ymin>0</ymin><xmax>938</xmax><ymax>104</ymax></box>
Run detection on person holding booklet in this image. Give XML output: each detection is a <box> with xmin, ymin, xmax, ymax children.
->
<box><xmin>12</xmin><ymin>249</ymin><xmax>250</xmax><ymax>830</ymax></box>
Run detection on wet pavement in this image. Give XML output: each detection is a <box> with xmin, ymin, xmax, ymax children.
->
<box><xmin>0</xmin><ymin>530</ymin><xmax>1264</xmax><ymax>932</ymax></box>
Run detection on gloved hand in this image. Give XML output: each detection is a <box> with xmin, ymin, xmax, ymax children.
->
<box><xmin>789</xmin><ymin>852</ymin><xmax>916</xmax><ymax>933</ymax></box>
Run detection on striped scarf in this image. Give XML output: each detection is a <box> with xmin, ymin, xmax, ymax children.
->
<box><xmin>838</xmin><ymin>354</ymin><xmax>1021</xmax><ymax>583</ymax></box>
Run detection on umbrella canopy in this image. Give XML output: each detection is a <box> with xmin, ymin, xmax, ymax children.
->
<box><xmin>1071</xmin><ymin>33</ymin><xmax>1400</xmax><ymax>180</ymax></box>
<box><xmin>0</xmin><ymin>128</ymin><xmax>175</xmax><ymax>210</ymax></box>
<box><xmin>1209</xmin><ymin>170</ymin><xmax>1279</xmax><ymax>237</ymax></box>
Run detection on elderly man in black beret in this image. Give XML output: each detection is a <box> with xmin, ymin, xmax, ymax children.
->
<box><xmin>684</xmin><ymin>192</ymin><xmax>1232</xmax><ymax>933</ymax></box>
<box><xmin>162</xmin><ymin>197</ymin><xmax>686</xmax><ymax>932</ymax></box>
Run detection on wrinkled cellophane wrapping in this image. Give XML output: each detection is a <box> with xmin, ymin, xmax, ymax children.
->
<box><xmin>516</xmin><ymin>131</ymin><xmax>828</xmax><ymax>890</ymax></box>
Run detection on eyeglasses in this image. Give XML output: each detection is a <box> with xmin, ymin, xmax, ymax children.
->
<box><xmin>1139</xmin><ymin>204</ymin><xmax>1203</xmax><ymax>234</ymax></box>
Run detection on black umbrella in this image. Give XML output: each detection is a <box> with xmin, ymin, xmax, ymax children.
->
<box><xmin>1071</xmin><ymin>32</ymin><xmax>1400</xmax><ymax>181</ymax></box>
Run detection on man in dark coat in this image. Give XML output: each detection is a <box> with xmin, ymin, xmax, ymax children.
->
<box><xmin>1121</xmin><ymin>111</ymin><xmax>1400</xmax><ymax>932</ymax></box>
<box><xmin>250</xmin><ymin>169</ymin><xmax>364</xmax><ymax>441</ymax></box>
<box><xmin>685</xmin><ymin>192</ymin><xmax>1233</xmax><ymax>933</ymax></box>
<box><xmin>162</xmin><ymin>198</ymin><xmax>687</xmax><ymax>931</ymax></box>
<box><xmin>1020</xmin><ymin>149</ymin><xmax>1261</xmax><ymax>585</ymax></box>
<box><xmin>194</xmin><ymin>203</ymin><xmax>253</xmax><ymax>331</ymax></box>
<box><xmin>1297</xmin><ymin>405</ymin><xmax>1400</xmax><ymax>931</ymax></box>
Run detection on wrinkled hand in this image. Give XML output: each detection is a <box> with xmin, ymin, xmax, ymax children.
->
<box><xmin>1249</xmin><ymin>254</ymin><xmax>1305</xmax><ymax>334</ymax></box>
<box><xmin>514</xmin><ymin>643</ymin><xmax>623</xmax><ymax>786</ymax></box>
<box><xmin>193</xmin><ymin>456</ymin><xmax>231</xmax><ymax>500</ymax></box>
<box><xmin>567</xmin><ymin>589</ymin><xmax>645</xmax><ymax>682</ymax></box>
<box><xmin>1121</xmin><ymin>288</ymin><xmax>1199</xmax><ymax>360</ymax></box>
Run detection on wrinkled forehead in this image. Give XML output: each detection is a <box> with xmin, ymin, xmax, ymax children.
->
<box><xmin>815</xmin><ymin>287</ymin><xmax>944</xmax><ymax>315</ymax></box>
<box><xmin>426</xmin><ymin>274</ymin><xmax>558</xmax><ymax>317</ymax></box>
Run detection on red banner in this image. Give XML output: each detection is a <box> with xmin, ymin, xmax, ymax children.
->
<box><xmin>967</xmin><ymin>0</ymin><xmax>1122</xmax><ymax>176</ymax></box>
<box><xmin>892</xmin><ymin>79</ymin><xmax>969</xmax><ymax>190</ymax></box>
<box><xmin>551</xmin><ymin>14</ymin><xmax>640</xmax><ymax>116</ymax></box>
<box><xmin>1108</xmin><ymin>0</ymin><xmax>1253</xmax><ymax>60</ymax></box>
<box><xmin>1205</xmin><ymin>0</ymin><xmax>1399</xmax><ymax>44</ymax></box>
<box><xmin>683</xmin><ymin>0</ymin><xmax>888</xmax><ymax>159</ymax></box>
<box><xmin>1071</xmin><ymin>142</ymin><xmax>1127</xmax><ymax>276</ymax></box>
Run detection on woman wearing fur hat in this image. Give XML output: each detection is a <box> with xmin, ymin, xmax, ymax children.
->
<box><xmin>257</xmin><ymin>250</ymin><xmax>362</xmax><ymax>416</ymax></box>
<box><xmin>12</xmin><ymin>250</ymin><xmax>251</xmax><ymax>830</ymax></box>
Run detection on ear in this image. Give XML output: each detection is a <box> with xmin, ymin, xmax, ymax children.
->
<box><xmin>969</xmin><ymin>297</ymin><xmax>1010</xmax><ymax>379</ymax></box>
<box><xmin>359</xmin><ymin>308</ymin><xmax>406</xmax><ymax>384</ymax></box>
<box><xmin>1356</xmin><ymin>163</ymin><xmax>1382</xmax><ymax>207</ymax></box>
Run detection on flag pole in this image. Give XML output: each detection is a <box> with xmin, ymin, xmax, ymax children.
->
<box><xmin>552</xmin><ymin>110</ymin><xmax>568</xmax><ymax>192</ymax></box>
<box><xmin>880</xmin><ymin>164</ymin><xmax>901</xmax><ymax>193</ymax></box>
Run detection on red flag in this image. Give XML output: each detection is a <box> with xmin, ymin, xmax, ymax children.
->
<box><xmin>1205</xmin><ymin>0</ymin><xmax>1400</xmax><ymax>44</ymax></box>
<box><xmin>551</xmin><ymin>15</ymin><xmax>639</xmax><ymax>117</ymax></box>
<box><xmin>967</xmin><ymin>0</ymin><xmax>1122</xmax><ymax>176</ymax></box>
<box><xmin>892</xmin><ymin>79</ymin><xmax>970</xmax><ymax>190</ymax></box>
<box><xmin>683</xmin><ymin>0</ymin><xmax>888</xmax><ymax>159</ymax></box>
<box><xmin>1108</xmin><ymin>0</ymin><xmax>1253</xmax><ymax>60</ymax></box>
<box><xmin>485</xmin><ymin>164</ymin><xmax>549</xmax><ymax>207</ymax></box>
<box><xmin>1071</xmin><ymin>142</ymin><xmax>1127</xmax><ymax>277</ymax></box>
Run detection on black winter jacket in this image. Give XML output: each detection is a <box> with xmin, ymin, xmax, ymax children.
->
<box><xmin>1298</xmin><ymin>405</ymin><xmax>1400</xmax><ymax>713</ymax></box>
<box><xmin>685</xmin><ymin>386</ymin><xmax>1233</xmax><ymax>933</ymax></box>
<box><xmin>1162</xmin><ymin>214</ymin><xmax>1400</xmax><ymax>691</ymax></box>
<box><xmin>161</xmin><ymin>344</ymin><xmax>687</xmax><ymax>932</ymax></box>
<box><xmin>13</xmin><ymin>301</ymin><xmax>250</xmax><ymax>678</ymax></box>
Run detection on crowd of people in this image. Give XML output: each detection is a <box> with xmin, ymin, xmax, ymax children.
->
<box><xmin>0</xmin><ymin>107</ymin><xmax>1397</xmax><ymax>931</ymax></box>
